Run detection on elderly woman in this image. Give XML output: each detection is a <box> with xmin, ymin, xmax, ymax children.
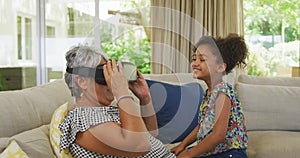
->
<box><xmin>59</xmin><ymin>45</ymin><xmax>175</xmax><ymax>158</ymax></box>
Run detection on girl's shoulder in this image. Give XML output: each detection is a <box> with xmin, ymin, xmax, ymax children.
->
<box><xmin>211</xmin><ymin>81</ymin><xmax>237</xmax><ymax>100</ymax></box>
<box><xmin>213</xmin><ymin>81</ymin><xmax>233</xmax><ymax>92</ymax></box>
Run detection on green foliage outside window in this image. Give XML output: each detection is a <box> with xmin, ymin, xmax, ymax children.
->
<box><xmin>244</xmin><ymin>0</ymin><xmax>300</xmax><ymax>41</ymax></box>
<box><xmin>244</xmin><ymin>0</ymin><xmax>300</xmax><ymax>76</ymax></box>
<box><xmin>246</xmin><ymin>41</ymin><xmax>299</xmax><ymax>76</ymax></box>
<box><xmin>247</xmin><ymin>51</ymin><xmax>269</xmax><ymax>76</ymax></box>
<box><xmin>98</xmin><ymin>0</ymin><xmax>151</xmax><ymax>74</ymax></box>
<box><xmin>100</xmin><ymin>30</ymin><xmax>151</xmax><ymax>74</ymax></box>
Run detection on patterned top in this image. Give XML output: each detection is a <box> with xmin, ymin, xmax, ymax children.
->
<box><xmin>59</xmin><ymin>106</ymin><xmax>175</xmax><ymax>158</ymax></box>
<box><xmin>197</xmin><ymin>81</ymin><xmax>248</xmax><ymax>156</ymax></box>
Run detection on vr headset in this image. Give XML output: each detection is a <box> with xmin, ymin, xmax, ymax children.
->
<box><xmin>66</xmin><ymin>61</ymin><xmax>137</xmax><ymax>85</ymax></box>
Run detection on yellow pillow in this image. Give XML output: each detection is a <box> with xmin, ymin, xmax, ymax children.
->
<box><xmin>0</xmin><ymin>140</ymin><xmax>29</xmax><ymax>158</ymax></box>
<box><xmin>49</xmin><ymin>102</ymin><xmax>73</xmax><ymax>158</ymax></box>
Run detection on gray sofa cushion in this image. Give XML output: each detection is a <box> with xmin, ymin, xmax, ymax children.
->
<box><xmin>0</xmin><ymin>79</ymin><xmax>74</xmax><ymax>137</ymax></box>
<box><xmin>236</xmin><ymin>82</ymin><xmax>300</xmax><ymax>131</ymax></box>
<box><xmin>238</xmin><ymin>74</ymin><xmax>300</xmax><ymax>87</ymax></box>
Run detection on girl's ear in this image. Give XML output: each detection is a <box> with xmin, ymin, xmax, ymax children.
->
<box><xmin>75</xmin><ymin>75</ymin><xmax>88</xmax><ymax>90</ymax></box>
<box><xmin>216</xmin><ymin>63</ymin><xmax>226</xmax><ymax>73</ymax></box>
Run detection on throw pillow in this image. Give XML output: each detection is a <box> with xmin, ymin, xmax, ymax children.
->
<box><xmin>49</xmin><ymin>102</ymin><xmax>73</xmax><ymax>158</ymax></box>
<box><xmin>0</xmin><ymin>140</ymin><xmax>29</xmax><ymax>158</ymax></box>
<box><xmin>146</xmin><ymin>79</ymin><xmax>204</xmax><ymax>144</ymax></box>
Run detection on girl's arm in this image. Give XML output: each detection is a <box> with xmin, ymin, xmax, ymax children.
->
<box><xmin>171</xmin><ymin>124</ymin><xmax>199</xmax><ymax>155</ymax></box>
<box><xmin>179</xmin><ymin>124</ymin><xmax>199</xmax><ymax>148</ymax></box>
<box><xmin>179</xmin><ymin>92</ymin><xmax>231</xmax><ymax>157</ymax></box>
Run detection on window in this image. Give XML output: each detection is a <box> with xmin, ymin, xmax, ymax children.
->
<box><xmin>46</xmin><ymin>26</ymin><xmax>55</xmax><ymax>37</ymax></box>
<box><xmin>244</xmin><ymin>0</ymin><xmax>300</xmax><ymax>77</ymax></box>
<box><xmin>17</xmin><ymin>16</ymin><xmax>33</xmax><ymax>60</ymax></box>
<box><xmin>1</xmin><ymin>0</ymin><xmax>150</xmax><ymax>90</ymax></box>
<box><xmin>45</xmin><ymin>0</ymin><xmax>151</xmax><ymax>82</ymax></box>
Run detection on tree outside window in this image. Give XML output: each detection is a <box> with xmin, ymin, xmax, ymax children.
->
<box><xmin>244</xmin><ymin>0</ymin><xmax>300</xmax><ymax>77</ymax></box>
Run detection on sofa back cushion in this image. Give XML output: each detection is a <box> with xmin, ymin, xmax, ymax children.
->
<box><xmin>144</xmin><ymin>72</ymin><xmax>236</xmax><ymax>89</ymax></box>
<box><xmin>238</xmin><ymin>74</ymin><xmax>300</xmax><ymax>87</ymax></box>
<box><xmin>144</xmin><ymin>73</ymin><xmax>206</xmax><ymax>87</ymax></box>
<box><xmin>236</xmin><ymin>82</ymin><xmax>300</xmax><ymax>131</ymax></box>
<box><xmin>0</xmin><ymin>79</ymin><xmax>74</xmax><ymax>137</ymax></box>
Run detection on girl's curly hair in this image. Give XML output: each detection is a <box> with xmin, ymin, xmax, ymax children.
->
<box><xmin>193</xmin><ymin>33</ymin><xmax>248</xmax><ymax>74</ymax></box>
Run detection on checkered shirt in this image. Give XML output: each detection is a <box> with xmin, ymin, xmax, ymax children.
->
<box><xmin>59</xmin><ymin>106</ymin><xmax>175</xmax><ymax>158</ymax></box>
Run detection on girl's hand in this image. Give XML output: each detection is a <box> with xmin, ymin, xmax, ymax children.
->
<box><xmin>177</xmin><ymin>149</ymin><xmax>192</xmax><ymax>158</ymax></box>
<box><xmin>170</xmin><ymin>144</ymin><xmax>186</xmax><ymax>156</ymax></box>
<box><xmin>103</xmin><ymin>60</ymin><xmax>130</xmax><ymax>98</ymax></box>
<box><xmin>129</xmin><ymin>70</ymin><xmax>151</xmax><ymax>105</ymax></box>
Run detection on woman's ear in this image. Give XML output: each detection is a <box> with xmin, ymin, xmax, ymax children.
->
<box><xmin>216</xmin><ymin>63</ymin><xmax>226</xmax><ymax>73</ymax></box>
<box><xmin>75</xmin><ymin>75</ymin><xmax>88</xmax><ymax>90</ymax></box>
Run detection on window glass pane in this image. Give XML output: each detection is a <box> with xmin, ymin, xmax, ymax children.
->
<box><xmin>244</xmin><ymin>0</ymin><xmax>300</xmax><ymax>77</ymax></box>
<box><xmin>25</xmin><ymin>17</ymin><xmax>32</xmax><ymax>60</ymax></box>
<box><xmin>45</xmin><ymin>0</ymin><xmax>151</xmax><ymax>82</ymax></box>
<box><xmin>0</xmin><ymin>0</ymin><xmax>151</xmax><ymax>91</ymax></box>
<box><xmin>46</xmin><ymin>26</ymin><xmax>55</xmax><ymax>37</ymax></box>
<box><xmin>45</xmin><ymin>1</ymin><xmax>96</xmax><ymax>82</ymax></box>
<box><xmin>100</xmin><ymin>0</ymin><xmax>151</xmax><ymax>74</ymax></box>
<box><xmin>17</xmin><ymin>16</ymin><xmax>22</xmax><ymax>60</ymax></box>
<box><xmin>0</xmin><ymin>0</ymin><xmax>37</xmax><ymax>90</ymax></box>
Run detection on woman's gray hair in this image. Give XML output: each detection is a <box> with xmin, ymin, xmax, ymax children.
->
<box><xmin>64</xmin><ymin>45</ymin><xmax>108</xmax><ymax>97</ymax></box>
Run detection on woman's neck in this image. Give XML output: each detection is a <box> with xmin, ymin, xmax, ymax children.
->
<box><xmin>75</xmin><ymin>96</ymin><xmax>103</xmax><ymax>107</ymax></box>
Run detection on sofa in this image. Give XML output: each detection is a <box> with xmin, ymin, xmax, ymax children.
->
<box><xmin>0</xmin><ymin>79</ymin><xmax>74</xmax><ymax>158</ymax></box>
<box><xmin>235</xmin><ymin>74</ymin><xmax>300</xmax><ymax>158</ymax></box>
<box><xmin>0</xmin><ymin>73</ymin><xmax>299</xmax><ymax>158</ymax></box>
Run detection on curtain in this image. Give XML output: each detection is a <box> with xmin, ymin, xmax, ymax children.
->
<box><xmin>150</xmin><ymin>0</ymin><xmax>244</xmax><ymax>74</ymax></box>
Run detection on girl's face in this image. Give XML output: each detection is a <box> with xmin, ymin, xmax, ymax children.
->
<box><xmin>191</xmin><ymin>44</ymin><xmax>220</xmax><ymax>81</ymax></box>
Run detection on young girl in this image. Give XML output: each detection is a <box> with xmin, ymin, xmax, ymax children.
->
<box><xmin>171</xmin><ymin>34</ymin><xmax>248</xmax><ymax>158</ymax></box>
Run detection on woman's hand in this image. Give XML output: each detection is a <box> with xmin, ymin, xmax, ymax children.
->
<box><xmin>101</xmin><ymin>60</ymin><xmax>152</xmax><ymax>156</ymax></box>
<box><xmin>103</xmin><ymin>60</ymin><xmax>130</xmax><ymax>98</ymax></box>
<box><xmin>129</xmin><ymin>70</ymin><xmax>151</xmax><ymax>105</ymax></box>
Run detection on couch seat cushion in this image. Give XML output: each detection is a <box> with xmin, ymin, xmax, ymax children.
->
<box><xmin>247</xmin><ymin>131</ymin><xmax>300</xmax><ymax>158</ymax></box>
<box><xmin>0</xmin><ymin>125</ymin><xmax>55</xmax><ymax>158</ymax></box>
